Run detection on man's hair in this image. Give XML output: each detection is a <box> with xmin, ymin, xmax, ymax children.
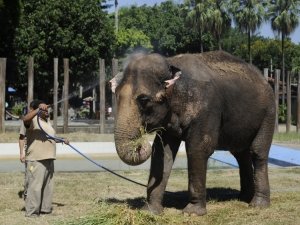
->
<box><xmin>29</xmin><ymin>99</ymin><xmax>44</xmax><ymax>110</ymax></box>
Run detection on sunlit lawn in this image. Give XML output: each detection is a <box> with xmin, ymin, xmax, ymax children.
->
<box><xmin>0</xmin><ymin>168</ymin><xmax>299</xmax><ymax>225</ymax></box>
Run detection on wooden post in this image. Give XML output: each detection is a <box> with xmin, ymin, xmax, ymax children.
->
<box><xmin>0</xmin><ymin>58</ymin><xmax>7</xmax><ymax>133</ymax></box>
<box><xmin>99</xmin><ymin>58</ymin><xmax>106</xmax><ymax>133</ymax></box>
<box><xmin>53</xmin><ymin>58</ymin><xmax>58</xmax><ymax>131</ymax></box>
<box><xmin>63</xmin><ymin>58</ymin><xmax>69</xmax><ymax>133</ymax></box>
<box><xmin>27</xmin><ymin>57</ymin><xmax>34</xmax><ymax>110</ymax></box>
<box><xmin>286</xmin><ymin>71</ymin><xmax>291</xmax><ymax>133</ymax></box>
<box><xmin>111</xmin><ymin>58</ymin><xmax>118</xmax><ymax>117</ymax></box>
<box><xmin>282</xmin><ymin>70</ymin><xmax>285</xmax><ymax>105</ymax></box>
<box><xmin>93</xmin><ymin>88</ymin><xmax>96</xmax><ymax>115</ymax></box>
<box><xmin>274</xmin><ymin>69</ymin><xmax>280</xmax><ymax>133</ymax></box>
<box><xmin>297</xmin><ymin>71</ymin><xmax>300</xmax><ymax>133</ymax></box>
<box><xmin>263</xmin><ymin>68</ymin><xmax>268</xmax><ymax>80</ymax></box>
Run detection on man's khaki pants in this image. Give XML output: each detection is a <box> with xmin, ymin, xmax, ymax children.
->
<box><xmin>25</xmin><ymin>159</ymin><xmax>54</xmax><ymax>216</ymax></box>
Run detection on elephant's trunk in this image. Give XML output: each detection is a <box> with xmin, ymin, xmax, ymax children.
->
<box><xmin>114</xmin><ymin>84</ymin><xmax>152</xmax><ymax>165</ymax></box>
<box><xmin>114</xmin><ymin>97</ymin><xmax>152</xmax><ymax>165</ymax></box>
<box><xmin>114</xmin><ymin>125</ymin><xmax>152</xmax><ymax>166</ymax></box>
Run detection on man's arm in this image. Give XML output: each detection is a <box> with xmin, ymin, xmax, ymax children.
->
<box><xmin>19</xmin><ymin>134</ymin><xmax>26</xmax><ymax>163</ymax></box>
<box><xmin>23</xmin><ymin>103</ymin><xmax>48</xmax><ymax>127</ymax></box>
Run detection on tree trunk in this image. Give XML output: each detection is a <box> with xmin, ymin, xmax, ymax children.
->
<box><xmin>0</xmin><ymin>58</ymin><xmax>6</xmax><ymax>133</ymax></box>
<box><xmin>286</xmin><ymin>71</ymin><xmax>291</xmax><ymax>133</ymax></box>
<box><xmin>53</xmin><ymin>58</ymin><xmax>58</xmax><ymax>131</ymax></box>
<box><xmin>248</xmin><ymin>29</ymin><xmax>252</xmax><ymax>64</ymax></box>
<box><xmin>99</xmin><ymin>58</ymin><xmax>106</xmax><ymax>134</ymax></box>
<box><xmin>63</xmin><ymin>58</ymin><xmax>69</xmax><ymax>134</ymax></box>
<box><xmin>297</xmin><ymin>71</ymin><xmax>300</xmax><ymax>133</ymax></box>
<box><xmin>200</xmin><ymin>29</ymin><xmax>203</xmax><ymax>53</ymax></box>
<box><xmin>274</xmin><ymin>69</ymin><xmax>280</xmax><ymax>133</ymax></box>
<box><xmin>281</xmin><ymin>32</ymin><xmax>285</xmax><ymax>105</ymax></box>
<box><xmin>27</xmin><ymin>57</ymin><xmax>34</xmax><ymax>112</ymax></box>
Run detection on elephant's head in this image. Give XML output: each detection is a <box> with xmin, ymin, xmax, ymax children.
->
<box><xmin>113</xmin><ymin>53</ymin><xmax>181</xmax><ymax>166</ymax></box>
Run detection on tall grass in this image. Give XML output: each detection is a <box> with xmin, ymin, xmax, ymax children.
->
<box><xmin>273</xmin><ymin>131</ymin><xmax>300</xmax><ymax>144</ymax></box>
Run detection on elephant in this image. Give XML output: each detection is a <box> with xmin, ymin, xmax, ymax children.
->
<box><xmin>113</xmin><ymin>50</ymin><xmax>275</xmax><ymax>216</ymax></box>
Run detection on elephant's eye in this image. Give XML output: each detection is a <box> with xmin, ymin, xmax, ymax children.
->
<box><xmin>136</xmin><ymin>94</ymin><xmax>151</xmax><ymax>109</ymax></box>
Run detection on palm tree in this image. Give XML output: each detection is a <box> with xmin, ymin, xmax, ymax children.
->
<box><xmin>268</xmin><ymin>0</ymin><xmax>300</xmax><ymax>91</ymax></box>
<box><xmin>206</xmin><ymin>0</ymin><xmax>231</xmax><ymax>50</ymax></box>
<box><xmin>115</xmin><ymin>0</ymin><xmax>119</xmax><ymax>33</ymax></box>
<box><xmin>229</xmin><ymin>0</ymin><xmax>266</xmax><ymax>64</ymax></box>
<box><xmin>185</xmin><ymin>0</ymin><xmax>209</xmax><ymax>52</ymax></box>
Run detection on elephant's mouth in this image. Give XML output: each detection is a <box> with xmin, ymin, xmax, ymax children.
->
<box><xmin>115</xmin><ymin>128</ymin><xmax>152</xmax><ymax>166</ymax></box>
<box><xmin>126</xmin><ymin>143</ymin><xmax>150</xmax><ymax>164</ymax></box>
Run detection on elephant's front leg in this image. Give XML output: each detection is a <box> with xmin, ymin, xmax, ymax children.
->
<box><xmin>145</xmin><ymin>133</ymin><xmax>181</xmax><ymax>214</ymax></box>
<box><xmin>183</xmin><ymin>135</ymin><xmax>214</xmax><ymax>216</ymax></box>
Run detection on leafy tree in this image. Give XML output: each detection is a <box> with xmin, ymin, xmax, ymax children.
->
<box><xmin>14</xmin><ymin>0</ymin><xmax>115</xmax><ymax>101</ymax></box>
<box><xmin>115</xmin><ymin>28</ymin><xmax>153</xmax><ymax>57</ymax></box>
<box><xmin>222</xmin><ymin>27</ymin><xmax>248</xmax><ymax>54</ymax></box>
<box><xmin>185</xmin><ymin>0</ymin><xmax>209</xmax><ymax>52</ymax></box>
<box><xmin>0</xmin><ymin>0</ymin><xmax>21</xmax><ymax>56</ymax></box>
<box><xmin>206</xmin><ymin>0</ymin><xmax>231</xmax><ymax>50</ymax></box>
<box><xmin>292</xmin><ymin>55</ymin><xmax>300</xmax><ymax>73</ymax></box>
<box><xmin>0</xmin><ymin>0</ymin><xmax>22</xmax><ymax>84</ymax></box>
<box><xmin>268</xmin><ymin>0</ymin><xmax>300</xmax><ymax>82</ymax></box>
<box><xmin>229</xmin><ymin>0</ymin><xmax>267</xmax><ymax>64</ymax></box>
<box><xmin>151</xmin><ymin>2</ymin><xmax>197</xmax><ymax>55</ymax></box>
<box><xmin>250</xmin><ymin>38</ymin><xmax>282</xmax><ymax>70</ymax></box>
<box><xmin>232</xmin><ymin>37</ymin><xmax>300</xmax><ymax>73</ymax></box>
<box><xmin>117</xmin><ymin>1</ymin><xmax>205</xmax><ymax>55</ymax></box>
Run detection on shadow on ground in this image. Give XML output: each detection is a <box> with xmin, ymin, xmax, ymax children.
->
<box><xmin>104</xmin><ymin>187</ymin><xmax>240</xmax><ymax>210</ymax></box>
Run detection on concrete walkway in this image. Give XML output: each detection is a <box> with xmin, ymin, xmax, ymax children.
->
<box><xmin>0</xmin><ymin>142</ymin><xmax>299</xmax><ymax>172</ymax></box>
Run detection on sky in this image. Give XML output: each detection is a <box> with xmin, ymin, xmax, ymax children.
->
<box><xmin>111</xmin><ymin>0</ymin><xmax>300</xmax><ymax>44</ymax></box>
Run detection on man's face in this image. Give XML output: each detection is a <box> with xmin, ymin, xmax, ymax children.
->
<box><xmin>40</xmin><ymin>109</ymin><xmax>49</xmax><ymax>119</ymax></box>
<box><xmin>30</xmin><ymin>107</ymin><xmax>49</xmax><ymax>119</ymax></box>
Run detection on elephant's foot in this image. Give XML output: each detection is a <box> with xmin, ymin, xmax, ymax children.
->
<box><xmin>142</xmin><ymin>202</ymin><xmax>163</xmax><ymax>215</ymax></box>
<box><xmin>182</xmin><ymin>203</ymin><xmax>207</xmax><ymax>216</ymax></box>
<box><xmin>249</xmin><ymin>195</ymin><xmax>270</xmax><ymax>207</ymax></box>
<box><xmin>239</xmin><ymin>191</ymin><xmax>254</xmax><ymax>203</ymax></box>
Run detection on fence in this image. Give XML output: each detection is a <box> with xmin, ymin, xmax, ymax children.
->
<box><xmin>0</xmin><ymin>57</ymin><xmax>118</xmax><ymax>133</ymax></box>
<box><xmin>263</xmin><ymin>68</ymin><xmax>300</xmax><ymax>133</ymax></box>
<box><xmin>0</xmin><ymin>57</ymin><xmax>300</xmax><ymax>134</ymax></box>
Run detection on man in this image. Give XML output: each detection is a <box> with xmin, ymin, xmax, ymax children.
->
<box><xmin>23</xmin><ymin>99</ymin><xmax>68</xmax><ymax>217</ymax></box>
<box><xmin>19</xmin><ymin>120</ymin><xmax>27</xmax><ymax>199</ymax></box>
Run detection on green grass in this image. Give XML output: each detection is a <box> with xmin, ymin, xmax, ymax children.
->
<box><xmin>1</xmin><ymin>168</ymin><xmax>299</xmax><ymax>225</ymax></box>
<box><xmin>273</xmin><ymin>132</ymin><xmax>300</xmax><ymax>144</ymax></box>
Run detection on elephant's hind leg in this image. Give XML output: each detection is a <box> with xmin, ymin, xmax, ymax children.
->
<box><xmin>249</xmin><ymin>113</ymin><xmax>274</xmax><ymax>207</ymax></box>
<box><xmin>231</xmin><ymin>150</ymin><xmax>255</xmax><ymax>203</ymax></box>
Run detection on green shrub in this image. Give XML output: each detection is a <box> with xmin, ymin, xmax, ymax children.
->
<box><xmin>278</xmin><ymin>104</ymin><xmax>287</xmax><ymax>123</ymax></box>
<box><xmin>11</xmin><ymin>102</ymin><xmax>26</xmax><ymax>116</ymax></box>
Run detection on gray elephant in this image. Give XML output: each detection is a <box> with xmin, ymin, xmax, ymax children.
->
<box><xmin>113</xmin><ymin>51</ymin><xmax>275</xmax><ymax>215</ymax></box>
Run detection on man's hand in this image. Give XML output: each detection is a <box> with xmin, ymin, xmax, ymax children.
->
<box><xmin>63</xmin><ymin>138</ymin><xmax>70</xmax><ymax>145</ymax></box>
<box><xmin>20</xmin><ymin>151</ymin><xmax>25</xmax><ymax>163</ymax></box>
<box><xmin>38</xmin><ymin>103</ymin><xmax>48</xmax><ymax>111</ymax></box>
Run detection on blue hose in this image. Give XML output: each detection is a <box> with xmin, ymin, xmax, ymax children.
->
<box><xmin>36</xmin><ymin>110</ymin><xmax>147</xmax><ymax>188</ymax></box>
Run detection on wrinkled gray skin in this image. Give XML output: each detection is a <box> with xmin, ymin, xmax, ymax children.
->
<box><xmin>113</xmin><ymin>51</ymin><xmax>275</xmax><ymax>216</ymax></box>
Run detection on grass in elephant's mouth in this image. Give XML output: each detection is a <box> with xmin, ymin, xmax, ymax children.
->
<box><xmin>121</xmin><ymin>126</ymin><xmax>164</xmax><ymax>156</ymax></box>
<box><xmin>1</xmin><ymin>168</ymin><xmax>299</xmax><ymax>225</ymax></box>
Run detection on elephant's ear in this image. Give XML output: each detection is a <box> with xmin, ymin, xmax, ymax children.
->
<box><xmin>110</xmin><ymin>72</ymin><xmax>124</xmax><ymax>93</ymax></box>
<box><xmin>165</xmin><ymin>65</ymin><xmax>181</xmax><ymax>89</ymax></box>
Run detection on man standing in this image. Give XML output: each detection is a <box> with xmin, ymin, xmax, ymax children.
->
<box><xmin>19</xmin><ymin>121</ymin><xmax>27</xmax><ymax>199</ymax></box>
<box><xmin>23</xmin><ymin>99</ymin><xmax>68</xmax><ymax>217</ymax></box>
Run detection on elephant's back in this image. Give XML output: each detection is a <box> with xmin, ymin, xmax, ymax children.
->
<box><xmin>169</xmin><ymin>51</ymin><xmax>267</xmax><ymax>85</ymax></box>
<box><xmin>169</xmin><ymin>51</ymin><xmax>273</xmax><ymax>101</ymax></box>
<box><xmin>198</xmin><ymin>51</ymin><xmax>265</xmax><ymax>84</ymax></box>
